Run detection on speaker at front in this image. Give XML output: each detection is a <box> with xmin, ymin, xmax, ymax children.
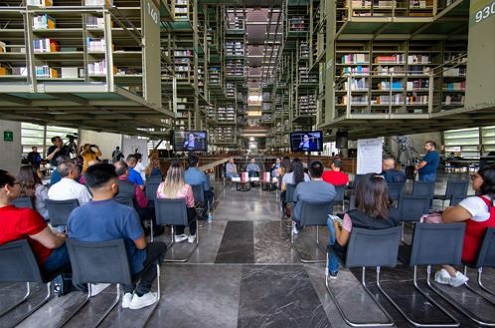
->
<box><xmin>335</xmin><ymin>131</ymin><xmax>348</xmax><ymax>149</ymax></box>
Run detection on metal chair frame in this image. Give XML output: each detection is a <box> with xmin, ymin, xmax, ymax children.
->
<box><xmin>154</xmin><ymin>198</ymin><xmax>199</xmax><ymax>262</ymax></box>
<box><xmin>325</xmin><ymin>227</ymin><xmax>402</xmax><ymax>327</ymax></box>
<box><xmin>11</xmin><ymin>196</ymin><xmax>35</xmax><ymax>209</ymax></box>
<box><xmin>433</xmin><ymin>179</ymin><xmax>469</xmax><ymax>207</ymax></box>
<box><xmin>463</xmin><ymin>228</ymin><xmax>495</xmax><ymax>298</ymax></box>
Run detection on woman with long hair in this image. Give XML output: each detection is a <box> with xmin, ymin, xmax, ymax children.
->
<box><xmin>326</xmin><ymin>173</ymin><xmax>396</xmax><ymax>279</ymax></box>
<box><xmin>145</xmin><ymin>156</ymin><xmax>163</xmax><ymax>179</ymax></box>
<box><xmin>435</xmin><ymin>166</ymin><xmax>495</xmax><ymax>287</ymax></box>
<box><xmin>156</xmin><ymin>160</ymin><xmax>197</xmax><ymax>243</ymax></box>
<box><xmin>17</xmin><ymin>165</ymin><xmax>49</xmax><ymax>220</ymax></box>
<box><xmin>281</xmin><ymin>158</ymin><xmax>310</xmax><ymax>192</ymax></box>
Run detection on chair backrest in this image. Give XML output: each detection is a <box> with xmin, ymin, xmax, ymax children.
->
<box><xmin>408</xmin><ymin>223</ymin><xmax>465</xmax><ymax>266</ymax></box>
<box><xmin>349</xmin><ymin>194</ymin><xmax>356</xmax><ymax>210</ymax></box>
<box><xmin>66</xmin><ymin>239</ymin><xmax>132</xmax><ymax>286</ymax></box>
<box><xmin>299</xmin><ymin>200</ymin><xmax>334</xmax><ymax>226</ymax></box>
<box><xmin>0</xmin><ymin>239</ymin><xmax>43</xmax><ymax>283</ymax></box>
<box><xmin>115</xmin><ymin>197</ymin><xmax>134</xmax><ymax>208</ymax></box>
<box><xmin>345</xmin><ymin>226</ymin><xmax>402</xmax><ymax>268</ymax></box>
<box><xmin>333</xmin><ymin>185</ymin><xmax>346</xmax><ymax>202</ymax></box>
<box><xmin>146</xmin><ymin>175</ymin><xmax>162</xmax><ymax>183</ymax></box>
<box><xmin>444</xmin><ymin>179</ymin><xmax>469</xmax><ymax>199</ymax></box>
<box><xmin>191</xmin><ymin>184</ymin><xmax>205</xmax><ymax>203</ymax></box>
<box><xmin>45</xmin><ymin>198</ymin><xmax>79</xmax><ymax>226</ymax></box>
<box><xmin>450</xmin><ymin>194</ymin><xmax>465</xmax><ymax>206</ymax></box>
<box><xmin>474</xmin><ymin>228</ymin><xmax>495</xmax><ymax>268</ymax></box>
<box><xmin>395</xmin><ymin>194</ymin><xmax>431</xmax><ymax>222</ymax></box>
<box><xmin>145</xmin><ymin>181</ymin><xmax>161</xmax><ymax>202</ymax></box>
<box><xmin>11</xmin><ymin>197</ymin><xmax>35</xmax><ymax>209</ymax></box>
<box><xmin>285</xmin><ymin>183</ymin><xmax>296</xmax><ymax>203</ymax></box>
<box><xmin>387</xmin><ymin>182</ymin><xmax>405</xmax><ymax>201</ymax></box>
<box><xmin>412</xmin><ymin>181</ymin><xmax>435</xmax><ymax>199</ymax></box>
<box><xmin>154</xmin><ymin>198</ymin><xmax>189</xmax><ymax>226</ymax></box>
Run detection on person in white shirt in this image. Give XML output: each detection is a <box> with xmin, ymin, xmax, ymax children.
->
<box><xmin>134</xmin><ymin>153</ymin><xmax>146</xmax><ymax>183</ymax></box>
<box><xmin>48</xmin><ymin>159</ymin><xmax>91</xmax><ymax>206</ymax></box>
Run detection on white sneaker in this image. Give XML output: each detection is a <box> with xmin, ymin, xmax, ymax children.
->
<box><xmin>292</xmin><ymin>221</ymin><xmax>299</xmax><ymax>235</ymax></box>
<box><xmin>434</xmin><ymin>269</ymin><xmax>451</xmax><ymax>285</ymax></box>
<box><xmin>129</xmin><ymin>292</ymin><xmax>157</xmax><ymax>310</ymax></box>
<box><xmin>174</xmin><ymin>234</ymin><xmax>188</xmax><ymax>243</ymax></box>
<box><xmin>90</xmin><ymin>283</ymin><xmax>110</xmax><ymax>296</ymax></box>
<box><xmin>188</xmin><ymin>234</ymin><xmax>196</xmax><ymax>243</ymax></box>
<box><xmin>450</xmin><ymin>271</ymin><xmax>469</xmax><ymax>287</ymax></box>
<box><xmin>122</xmin><ymin>292</ymin><xmax>133</xmax><ymax>309</ymax></box>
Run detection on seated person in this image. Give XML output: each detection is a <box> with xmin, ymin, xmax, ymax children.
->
<box><xmin>225</xmin><ymin>157</ymin><xmax>239</xmax><ymax>179</ymax></box>
<box><xmin>381</xmin><ymin>157</ymin><xmax>406</xmax><ymax>183</ymax></box>
<box><xmin>326</xmin><ymin>174</ymin><xmax>397</xmax><ymax>279</ymax></box>
<box><xmin>246</xmin><ymin>158</ymin><xmax>261</xmax><ymax>177</ymax></box>
<box><xmin>271</xmin><ymin>157</ymin><xmax>281</xmax><ymax>178</ymax></box>
<box><xmin>17</xmin><ymin>165</ymin><xmax>49</xmax><ymax>221</ymax></box>
<box><xmin>48</xmin><ymin>159</ymin><xmax>92</xmax><ymax>206</ymax></box>
<box><xmin>281</xmin><ymin>158</ymin><xmax>310</xmax><ymax>214</ymax></box>
<box><xmin>68</xmin><ymin>163</ymin><xmax>166</xmax><ymax>310</ymax></box>
<box><xmin>114</xmin><ymin>161</ymin><xmax>163</xmax><ymax>237</ymax></box>
<box><xmin>322</xmin><ymin>159</ymin><xmax>349</xmax><ymax>186</ymax></box>
<box><xmin>292</xmin><ymin>161</ymin><xmax>336</xmax><ymax>234</ymax></box>
<box><xmin>156</xmin><ymin>160</ymin><xmax>197</xmax><ymax>243</ymax></box>
<box><xmin>435</xmin><ymin>166</ymin><xmax>495</xmax><ymax>287</ymax></box>
<box><xmin>185</xmin><ymin>154</ymin><xmax>214</xmax><ymax>218</ymax></box>
<box><xmin>126</xmin><ymin>154</ymin><xmax>145</xmax><ymax>190</ymax></box>
<box><xmin>145</xmin><ymin>157</ymin><xmax>163</xmax><ymax>180</ymax></box>
<box><xmin>0</xmin><ymin>169</ymin><xmax>69</xmax><ymax>278</ymax></box>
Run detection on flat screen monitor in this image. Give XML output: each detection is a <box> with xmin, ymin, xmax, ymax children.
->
<box><xmin>289</xmin><ymin>130</ymin><xmax>323</xmax><ymax>152</ymax></box>
<box><xmin>172</xmin><ymin>130</ymin><xmax>208</xmax><ymax>152</ymax></box>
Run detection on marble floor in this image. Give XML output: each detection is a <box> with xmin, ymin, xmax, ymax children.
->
<box><xmin>2</xmin><ymin>172</ymin><xmax>495</xmax><ymax>328</ymax></box>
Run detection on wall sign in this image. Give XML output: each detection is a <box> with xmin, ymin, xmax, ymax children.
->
<box><xmin>3</xmin><ymin>131</ymin><xmax>13</xmax><ymax>142</ymax></box>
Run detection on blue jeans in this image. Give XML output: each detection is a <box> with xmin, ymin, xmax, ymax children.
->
<box><xmin>226</xmin><ymin>172</ymin><xmax>239</xmax><ymax>178</ymax></box>
<box><xmin>419</xmin><ymin>173</ymin><xmax>436</xmax><ymax>182</ymax></box>
<box><xmin>326</xmin><ymin>217</ymin><xmax>339</xmax><ymax>273</ymax></box>
<box><xmin>42</xmin><ymin>244</ymin><xmax>70</xmax><ymax>274</ymax></box>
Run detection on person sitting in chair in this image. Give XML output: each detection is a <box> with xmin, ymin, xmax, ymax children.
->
<box><xmin>183</xmin><ymin>133</ymin><xmax>196</xmax><ymax>151</ymax></box>
<box><xmin>226</xmin><ymin>158</ymin><xmax>239</xmax><ymax>179</ymax></box>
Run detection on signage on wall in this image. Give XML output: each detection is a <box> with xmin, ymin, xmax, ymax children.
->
<box><xmin>3</xmin><ymin>131</ymin><xmax>13</xmax><ymax>142</ymax></box>
<box><xmin>470</xmin><ymin>0</ymin><xmax>495</xmax><ymax>26</ymax></box>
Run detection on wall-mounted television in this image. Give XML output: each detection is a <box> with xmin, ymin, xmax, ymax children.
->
<box><xmin>289</xmin><ymin>130</ymin><xmax>323</xmax><ymax>152</ymax></box>
<box><xmin>172</xmin><ymin>130</ymin><xmax>208</xmax><ymax>152</ymax></box>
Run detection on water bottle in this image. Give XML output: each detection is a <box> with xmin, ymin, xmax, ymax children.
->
<box><xmin>207</xmin><ymin>213</ymin><xmax>213</xmax><ymax>222</ymax></box>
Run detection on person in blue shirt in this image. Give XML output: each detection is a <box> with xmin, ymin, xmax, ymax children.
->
<box><xmin>381</xmin><ymin>157</ymin><xmax>406</xmax><ymax>183</ymax></box>
<box><xmin>185</xmin><ymin>154</ymin><xmax>214</xmax><ymax>218</ymax></box>
<box><xmin>67</xmin><ymin>163</ymin><xmax>166</xmax><ymax>310</ymax></box>
<box><xmin>126</xmin><ymin>154</ymin><xmax>144</xmax><ymax>190</ymax></box>
<box><xmin>415</xmin><ymin>140</ymin><xmax>440</xmax><ymax>182</ymax></box>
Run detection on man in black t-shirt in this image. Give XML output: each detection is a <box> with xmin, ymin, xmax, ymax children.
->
<box><xmin>46</xmin><ymin>136</ymin><xmax>70</xmax><ymax>167</ymax></box>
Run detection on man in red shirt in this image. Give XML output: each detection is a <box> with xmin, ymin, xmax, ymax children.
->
<box><xmin>322</xmin><ymin>159</ymin><xmax>349</xmax><ymax>186</ymax></box>
<box><xmin>0</xmin><ymin>169</ymin><xmax>69</xmax><ymax>274</ymax></box>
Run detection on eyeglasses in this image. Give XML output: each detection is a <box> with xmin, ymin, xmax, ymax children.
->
<box><xmin>471</xmin><ymin>174</ymin><xmax>481</xmax><ymax>181</ymax></box>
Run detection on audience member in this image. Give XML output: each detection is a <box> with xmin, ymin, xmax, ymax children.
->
<box><xmin>326</xmin><ymin>174</ymin><xmax>396</xmax><ymax>279</ymax></box>
<box><xmin>381</xmin><ymin>157</ymin><xmax>406</xmax><ymax>183</ymax></box>
<box><xmin>48</xmin><ymin>159</ymin><xmax>91</xmax><ymax>206</ymax></box>
<box><xmin>185</xmin><ymin>154</ymin><xmax>214</xmax><ymax>218</ymax></box>
<box><xmin>134</xmin><ymin>153</ymin><xmax>146</xmax><ymax>182</ymax></box>
<box><xmin>292</xmin><ymin>160</ymin><xmax>336</xmax><ymax>234</ymax></box>
<box><xmin>81</xmin><ymin>143</ymin><xmax>102</xmax><ymax>172</ymax></box>
<box><xmin>435</xmin><ymin>166</ymin><xmax>495</xmax><ymax>287</ymax></box>
<box><xmin>49</xmin><ymin>155</ymin><xmax>70</xmax><ymax>186</ymax></box>
<box><xmin>17</xmin><ymin>165</ymin><xmax>49</xmax><ymax>220</ymax></box>
<box><xmin>156</xmin><ymin>160</ymin><xmax>198</xmax><ymax>243</ymax></box>
<box><xmin>271</xmin><ymin>157</ymin><xmax>281</xmax><ymax>178</ymax></box>
<box><xmin>145</xmin><ymin>156</ymin><xmax>163</xmax><ymax>179</ymax></box>
<box><xmin>322</xmin><ymin>159</ymin><xmax>349</xmax><ymax>186</ymax></box>
<box><xmin>68</xmin><ymin>164</ymin><xmax>166</xmax><ymax>310</ymax></box>
<box><xmin>27</xmin><ymin>146</ymin><xmax>42</xmax><ymax>168</ymax></box>
<box><xmin>277</xmin><ymin>156</ymin><xmax>291</xmax><ymax>190</ymax></box>
<box><xmin>126</xmin><ymin>154</ymin><xmax>145</xmax><ymax>190</ymax></box>
<box><xmin>225</xmin><ymin>157</ymin><xmax>239</xmax><ymax>178</ymax></box>
<box><xmin>281</xmin><ymin>158</ymin><xmax>310</xmax><ymax>192</ymax></box>
<box><xmin>0</xmin><ymin>169</ymin><xmax>69</xmax><ymax>280</ymax></box>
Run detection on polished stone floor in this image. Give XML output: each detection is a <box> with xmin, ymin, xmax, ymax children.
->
<box><xmin>2</xmin><ymin>172</ymin><xmax>495</xmax><ymax>328</ymax></box>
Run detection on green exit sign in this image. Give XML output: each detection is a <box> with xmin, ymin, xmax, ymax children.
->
<box><xmin>3</xmin><ymin>131</ymin><xmax>13</xmax><ymax>142</ymax></box>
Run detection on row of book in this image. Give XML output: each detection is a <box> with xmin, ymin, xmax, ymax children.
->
<box><xmin>33</xmin><ymin>38</ymin><xmax>59</xmax><ymax>52</ymax></box>
<box><xmin>32</xmin><ymin>14</ymin><xmax>56</xmax><ymax>29</ymax></box>
<box><xmin>372</xmin><ymin>94</ymin><xmax>404</xmax><ymax>105</ymax></box>
<box><xmin>340</xmin><ymin>65</ymin><xmax>370</xmax><ymax>75</ymax></box>
<box><xmin>340</xmin><ymin>53</ymin><xmax>369</xmax><ymax>64</ymax></box>
<box><xmin>443</xmin><ymin>81</ymin><xmax>466</xmax><ymax>91</ymax></box>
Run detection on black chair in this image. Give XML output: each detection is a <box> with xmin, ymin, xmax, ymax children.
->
<box><xmin>412</xmin><ymin>181</ymin><xmax>435</xmax><ymax>201</ymax></box>
<box><xmin>146</xmin><ymin>175</ymin><xmax>163</xmax><ymax>183</ymax></box>
<box><xmin>63</xmin><ymin>239</ymin><xmax>159</xmax><ymax>328</ymax></box>
<box><xmin>154</xmin><ymin>198</ymin><xmax>198</xmax><ymax>262</ymax></box>
<box><xmin>461</xmin><ymin>228</ymin><xmax>495</xmax><ymax>310</ymax></box>
<box><xmin>145</xmin><ymin>180</ymin><xmax>161</xmax><ymax>206</ymax></box>
<box><xmin>391</xmin><ymin>194</ymin><xmax>431</xmax><ymax>242</ymax></box>
<box><xmin>325</xmin><ymin>227</ymin><xmax>401</xmax><ymax>327</ymax></box>
<box><xmin>350</xmin><ymin>174</ymin><xmax>366</xmax><ymax>194</ymax></box>
<box><xmin>0</xmin><ymin>240</ymin><xmax>68</xmax><ymax>325</ymax></box>
<box><xmin>291</xmin><ymin>199</ymin><xmax>334</xmax><ymax>263</ymax></box>
<box><xmin>11</xmin><ymin>197</ymin><xmax>34</xmax><ymax>209</ymax></box>
<box><xmin>282</xmin><ymin>183</ymin><xmax>296</xmax><ymax>220</ymax></box>
<box><xmin>388</xmin><ymin>223</ymin><xmax>466</xmax><ymax>327</ymax></box>
<box><xmin>191</xmin><ymin>183</ymin><xmax>212</xmax><ymax>220</ymax></box>
<box><xmin>433</xmin><ymin>179</ymin><xmax>469</xmax><ymax>207</ymax></box>
<box><xmin>349</xmin><ymin>194</ymin><xmax>356</xmax><ymax>210</ymax></box>
<box><xmin>386</xmin><ymin>182</ymin><xmax>405</xmax><ymax>202</ymax></box>
<box><xmin>45</xmin><ymin>198</ymin><xmax>79</xmax><ymax>228</ymax></box>
<box><xmin>332</xmin><ymin>185</ymin><xmax>346</xmax><ymax>213</ymax></box>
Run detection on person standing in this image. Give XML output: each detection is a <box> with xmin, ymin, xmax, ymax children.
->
<box><xmin>81</xmin><ymin>143</ymin><xmax>102</xmax><ymax>173</ymax></box>
<box><xmin>415</xmin><ymin>140</ymin><xmax>440</xmax><ymax>182</ymax></box>
<box><xmin>27</xmin><ymin>146</ymin><xmax>42</xmax><ymax>168</ymax></box>
<box><xmin>112</xmin><ymin>146</ymin><xmax>124</xmax><ymax>163</ymax></box>
<box><xmin>46</xmin><ymin>136</ymin><xmax>70</xmax><ymax>167</ymax></box>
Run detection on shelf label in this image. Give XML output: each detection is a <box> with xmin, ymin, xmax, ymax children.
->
<box><xmin>147</xmin><ymin>0</ymin><xmax>159</xmax><ymax>25</ymax></box>
<box><xmin>470</xmin><ymin>0</ymin><xmax>495</xmax><ymax>26</ymax></box>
